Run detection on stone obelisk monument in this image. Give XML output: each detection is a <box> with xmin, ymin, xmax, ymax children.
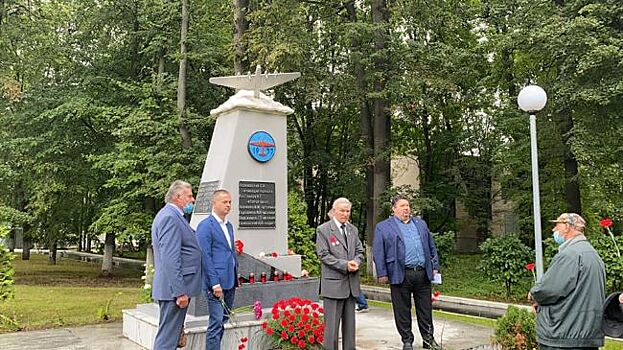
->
<box><xmin>189</xmin><ymin>65</ymin><xmax>302</xmax><ymax>276</ymax></box>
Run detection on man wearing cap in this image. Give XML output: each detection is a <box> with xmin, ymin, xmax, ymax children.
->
<box><xmin>528</xmin><ymin>213</ymin><xmax>606</xmax><ymax>350</ymax></box>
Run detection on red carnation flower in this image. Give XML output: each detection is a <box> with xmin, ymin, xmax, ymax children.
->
<box><xmin>298</xmin><ymin>340</ymin><xmax>306</xmax><ymax>348</ymax></box>
<box><xmin>525</xmin><ymin>263</ymin><xmax>535</xmax><ymax>271</ymax></box>
<box><xmin>600</xmin><ymin>218</ymin><xmax>613</xmax><ymax>228</ymax></box>
<box><xmin>272</xmin><ymin>251</ymin><xmax>278</xmax><ymax>257</ymax></box>
<box><xmin>234</xmin><ymin>240</ymin><xmax>244</xmax><ymax>255</ymax></box>
<box><xmin>266</xmin><ymin>327</ymin><xmax>274</xmax><ymax>336</ymax></box>
<box><xmin>281</xmin><ymin>331</ymin><xmax>288</xmax><ymax>340</ymax></box>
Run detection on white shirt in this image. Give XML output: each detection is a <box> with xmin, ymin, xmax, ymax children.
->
<box><xmin>212</xmin><ymin>211</ymin><xmax>232</xmax><ymax>249</ymax></box>
<box><xmin>211</xmin><ymin>211</ymin><xmax>232</xmax><ymax>291</ymax></box>
<box><xmin>333</xmin><ymin>217</ymin><xmax>348</xmax><ymax>237</ymax></box>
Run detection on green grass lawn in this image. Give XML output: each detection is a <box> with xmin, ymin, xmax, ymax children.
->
<box><xmin>0</xmin><ymin>253</ymin><xmax>142</xmax><ymax>333</ymax></box>
<box><xmin>362</xmin><ymin>254</ymin><xmax>535</xmax><ymax>304</ymax></box>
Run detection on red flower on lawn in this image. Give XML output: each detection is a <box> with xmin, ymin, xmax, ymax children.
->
<box><xmin>600</xmin><ymin>218</ymin><xmax>613</xmax><ymax>228</ymax></box>
<box><xmin>525</xmin><ymin>263</ymin><xmax>535</xmax><ymax>271</ymax></box>
<box><xmin>234</xmin><ymin>240</ymin><xmax>244</xmax><ymax>255</ymax></box>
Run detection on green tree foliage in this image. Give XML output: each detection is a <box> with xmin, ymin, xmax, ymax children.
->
<box><xmin>480</xmin><ymin>235</ymin><xmax>533</xmax><ymax>299</ymax></box>
<box><xmin>287</xmin><ymin>192</ymin><xmax>320</xmax><ymax>276</ymax></box>
<box><xmin>0</xmin><ymin>226</ymin><xmax>15</xmax><ymax>302</ymax></box>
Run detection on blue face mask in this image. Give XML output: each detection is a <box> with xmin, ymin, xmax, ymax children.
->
<box><xmin>553</xmin><ymin>231</ymin><xmax>566</xmax><ymax>245</ymax></box>
<box><xmin>183</xmin><ymin>202</ymin><xmax>194</xmax><ymax>215</ymax></box>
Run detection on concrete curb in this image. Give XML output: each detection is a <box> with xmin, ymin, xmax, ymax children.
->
<box><xmin>361</xmin><ymin>285</ymin><xmax>531</xmax><ymax>319</ymax></box>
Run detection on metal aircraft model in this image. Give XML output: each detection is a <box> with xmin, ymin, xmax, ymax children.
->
<box><xmin>209</xmin><ymin>65</ymin><xmax>301</xmax><ymax>97</ymax></box>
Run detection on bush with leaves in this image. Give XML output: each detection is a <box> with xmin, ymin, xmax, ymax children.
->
<box><xmin>493</xmin><ymin>306</ymin><xmax>537</xmax><ymax>350</ymax></box>
<box><xmin>288</xmin><ymin>192</ymin><xmax>320</xmax><ymax>276</ymax></box>
<box><xmin>0</xmin><ymin>226</ymin><xmax>15</xmax><ymax>302</ymax></box>
<box><xmin>479</xmin><ymin>234</ymin><xmax>532</xmax><ymax>299</ymax></box>
<box><xmin>587</xmin><ymin>232</ymin><xmax>623</xmax><ymax>293</ymax></box>
<box><xmin>432</xmin><ymin>231</ymin><xmax>455</xmax><ymax>268</ymax></box>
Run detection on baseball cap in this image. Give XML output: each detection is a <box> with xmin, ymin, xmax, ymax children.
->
<box><xmin>549</xmin><ymin>213</ymin><xmax>586</xmax><ymax>230</ymax></box>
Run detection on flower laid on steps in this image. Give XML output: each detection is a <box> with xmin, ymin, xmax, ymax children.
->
<box><xmin>262</xmin><ymin>297</ymin><xmax>325</xmax><ymax>349</ymax></box>
<box><xmin>254</xmin><ymin>300</ymin><xmax>263</xmax><ymax>320</ymax></box>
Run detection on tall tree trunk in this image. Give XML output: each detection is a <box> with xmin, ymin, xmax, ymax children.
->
<box><xmin>48</xmin><ymin>239</ymin><xmax>57</xmax><ymax>264</ymax></box>
<box><xmin>345</xmin><ymin>1</ymin><xmax>376</xmax><ymax>276</ymax></box>
<box><xmin>177</xmin><ymin>0</ymin><xmax>192</xmax><ymax>149</ymax></box>
<box><xmin>7</xmin><ymin>229</ymin><xmax>15</xmax><ymax>252</ymax></box>
<box><xmin>557</xmin><ymin>109</ymin><xmax>582</xmax><ymax>214</ymax></box>
<box><xmin>234</xmin><ymin>0</ymin><xmax>249</xmax><ymax>75</ymax></box>
<box><xmin>101</xmin><ymin>232</ymin><xmax>115</xmax><ymax>276</ymax></box>
<box><xmin>371</xmin><ymin>0</ymin><xmax>391</xmax><ymax>232</ymax></box>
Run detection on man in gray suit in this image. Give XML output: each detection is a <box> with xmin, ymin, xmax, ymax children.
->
<box><xmin>151</xmin><ymin>180</ymin><xmax>203</xmax><ymax>350</ymax></box>
<box><xmin>316</xmin><ymin>197</ymin><xmax>364</xmax><ymax>350</ymax></box>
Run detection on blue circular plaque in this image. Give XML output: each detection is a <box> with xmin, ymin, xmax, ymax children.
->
<box><xmin>248</xmin><ymin>131</ymin><xmax>276</xmax><ymax>163</ymax></box>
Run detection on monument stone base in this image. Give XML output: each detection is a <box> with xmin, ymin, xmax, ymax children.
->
<box><xmin>123</xmin><ymin>278</ymin><xmax>320</xmax><ymax>349</ymax></box>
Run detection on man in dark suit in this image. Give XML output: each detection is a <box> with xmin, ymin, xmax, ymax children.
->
<box><xmin>151</xmin><ymin>180</ymin><xmax>202</xmax><ymax>350</ymax></box>
<box><xmin>316</xmin><ymin>197</ymin><xmax>364</xmax><ymax>350</ymax></box>
<box><xmin>196</xmin><ymin>189</ymin><xmax>237</xmax><ymax>350</ymax></box>
<box><xmin>373</xmin><ymin>194</ymin><xmax>441</xmax><ymax>350</ymax></box>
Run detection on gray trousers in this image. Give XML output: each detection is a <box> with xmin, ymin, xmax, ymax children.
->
<box><xmin>323</xmin><ymin>296</ymin><xmax>356</xmax><ymax>350</ymax></box>
<box><xmin>153</xmin><ymin>300</ymin><xmax>187</xmax><ymax>350</ymax></box>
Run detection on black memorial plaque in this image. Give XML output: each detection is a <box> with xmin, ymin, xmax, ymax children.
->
<box><xmin>194</xmin><ymin>180</ymin><xmax>221</xmax><ymax>214</ymax></box>
<box><xmin>238</xmin><ymin>181</ymin><xmax>276</xmax><ymax>228</ymax></box>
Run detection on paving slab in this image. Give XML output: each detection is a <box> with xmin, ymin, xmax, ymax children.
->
<box><xmin>0</xmin><ymin>306</ymin><xmax>492</xmax><ymax>350</ymax></box>
<box><xmin>0</xmin><ymin>323</ymin><xmax>146</xmax><ymax>350</ymax></box>
<box><xmin>355</xmin><ymin>306</ymin><xmax>494</xmax><ymax>350</ymax></box>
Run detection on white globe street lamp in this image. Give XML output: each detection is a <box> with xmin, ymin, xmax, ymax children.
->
<box><xmin>518</xmin><ymin>85</ymin><xmax>547</xmax><ymax>280</ymax></box>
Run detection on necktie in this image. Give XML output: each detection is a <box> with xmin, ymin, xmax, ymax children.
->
<box><xmin>341</xmin><ymin>224</ymin><xmax>348</xmax><ymax>248</ymax></box>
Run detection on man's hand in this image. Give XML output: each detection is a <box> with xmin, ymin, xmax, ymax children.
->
<box><xmin>433</xmin><ymin>269</ymin><xmax>438</xmax><ymax>275</ymax></box>
<box><xmin>347</xmin><ymin>260</ymin><xmax>359</xmax><ymax>272</ymax></box>
<box><xmin>176</xmin><ymin>294</ymin><xmax>190</xmax><ymax>308</ymax></box>
<box><xmin>378</xmin><ymin>276</ymin><xmax>389</xmax><ymax>284</ymax></box>
<box><xmin>527</xmin><ymin>292</ymin><xmax>538</xmax><ymax>312</ymax></box>
<box><xmin>619</xmin><ymin>292</ymin><xmax>623</xmax><ymax>304</ymax></box>
<box><xmin>213</xmin><ymin>286</ymin><xmax>223</xmax><ymax>298</ymax></box>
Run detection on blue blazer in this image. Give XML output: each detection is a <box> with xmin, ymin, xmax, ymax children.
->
<box><xmin>196</xmin><ymin>214</ymin><xmax>238</xmax><ymax>291</ymax></box>
<box><xmin>151</xmin><ymin>204</ymin><xmax>203</xmax><ymax>300</ymax></box>
<box><xmin>373</xmin><ymin>216</ymin><xmax>439</xmax><ymax>285</ymax></box>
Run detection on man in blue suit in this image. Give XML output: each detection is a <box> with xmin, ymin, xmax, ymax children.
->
<box><xmin>196</xmin><ymin>189</ymin><xmax>238</xmax><ymax>350</ymax></box>
<box><xmin>373</xmin><ymin>194</ymin><xmax>441</xmax><ymax>350</ymax></box>
<box><xmin>151</xmin><ymin>180</ymin><xmax>202</xmax><ymax>350</ymax></box>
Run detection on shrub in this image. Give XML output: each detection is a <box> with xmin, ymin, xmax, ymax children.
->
<box><xmin>479</xmin><ymin>234</ymin><xmax>532</xmax><ymax>299</ymax></box>
<box><xmin>0</xmin><ymin>226</ymin><xmax>15</xmax><ymax>302</ymax></box>
<box><xmin>433</xmin><ymin>231</ymin><xmax>456</xmax><ymax>268</ymax></box>
<box><xmin>493</xmin><ymin>306</ymin><xmax>537</xmax><ymax>350</ymax></box>
<box><xmin>587</xmin><ymin>232</ymin><xmax>623</xmax><ymax>293</ymax></box>
<box><xmin>288</xmin><ymin>192</ymin><xmax>320</xmax><ymax>276</ymax></box>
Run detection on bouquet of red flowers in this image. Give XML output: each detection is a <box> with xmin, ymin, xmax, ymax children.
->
<box><xmin>262</xmin><ymin>297</ymin><xmax>325</xmax><ymax>349</ymax></box>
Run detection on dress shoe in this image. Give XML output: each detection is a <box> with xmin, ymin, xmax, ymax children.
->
<box><xmin>423</xmin><ymin>339</ymin><xmax>442</xmax><ymax>350</ymax></box>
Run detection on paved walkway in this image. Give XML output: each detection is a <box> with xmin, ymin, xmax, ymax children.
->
<box><xmin>0</xmin><ymin>306</ymin><xmax>494</xmax><ymax>350</ymax></box>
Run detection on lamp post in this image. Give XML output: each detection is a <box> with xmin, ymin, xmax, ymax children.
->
<box><xmin>517</xmin><ymin>85</ymin><xmax>547</xmax><ymax>280</ymax></box>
